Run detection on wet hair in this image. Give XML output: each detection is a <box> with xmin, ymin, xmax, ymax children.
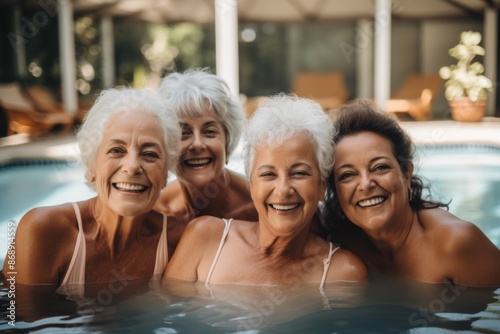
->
<box><xmin>76</xmin><ymin>87</ymin><xmax>181</xmax><ymax>190</ymax></box>
<box><xmin>324</xmin><ymin>100</ymin><xmax>449</xmax><ymax>235</ymax></box>
<box><xmin>243</xmin><ymin>93</ymin><xmax>335</xmax><ymax>181</ymax></box>
<box><xmin>158</xmin><ymin>68</ymin><xmax>245</xmax><ymax>159</ymax></box>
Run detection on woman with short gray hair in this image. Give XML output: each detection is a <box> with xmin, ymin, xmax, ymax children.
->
<box><xmin>155</xmin><ymin>68</ymin><xmax>258</xmax><ymax>223</ymax></box>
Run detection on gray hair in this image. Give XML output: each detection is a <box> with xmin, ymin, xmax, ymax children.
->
<box><xmin>158</xmin><ymin>68</ymin><xmax>245</xmax><ymax>159</ymax></box>
<box><xmin>243</xmin><ymin>94</ymin><xmax>335</xmax><ymax>181</ymax></box>
<box><xmin>76</xmin><ymin>87</ymin><xmax>181</xmax><ymax>190</ymax></box>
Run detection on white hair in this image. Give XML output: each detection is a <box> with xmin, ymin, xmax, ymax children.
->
<box><xmin>76</xmin><ymin>87</ymin><xmax>181</xmax><ymax>190</ymax></box>
<box><xmin>243</xmin><ymin>94</ymin><xmax>335</xmax><ymax>181</ymax></box>
<box><xmin>158</xmin><ymin>68</ymin><xmax>245</xmax><ymax>159</ymax></box>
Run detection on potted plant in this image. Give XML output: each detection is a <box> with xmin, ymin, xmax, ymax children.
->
<box><xmin>439</xmin><ymin>31</ymin><xmax>492</xmax><ymax>122</ymax></box>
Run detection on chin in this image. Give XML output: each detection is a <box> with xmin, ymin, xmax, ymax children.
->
<box><xmin>112</xmin><ymin>204</ymin><xmax>152</xmax><ymax>217</ymax></box>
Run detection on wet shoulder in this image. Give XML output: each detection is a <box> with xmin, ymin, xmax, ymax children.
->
<box><xmin>328</xmin><ymin>245</ymin><xmax>369</xmax><ymax>283</ymax></box>
<box><xmin>418</xmin><ymin>208</ymin><xmax>489</xmax><ymax>256</ymax></box>
<box><xmin>17</xmin><ymin>202</ymin><xmax>79</xmax><ymax>235</ymax></box>
<box><xmin>184</xmin><ymin>215</ymin><xmax>230</xmax><ymax>241</ymax></box>
<box><xmin>14</xmin><ymin>202</ymin><xmax>80</xmax><ymax>265</ymax></box>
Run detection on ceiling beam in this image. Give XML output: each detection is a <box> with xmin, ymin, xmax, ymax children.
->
<box><xmin>441</xmin><ymin>0</ymin><xmax>483</xmax><ymax>18</ymax></box>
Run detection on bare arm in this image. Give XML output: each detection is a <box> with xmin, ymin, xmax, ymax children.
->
<box><xmin>2</xmin><ymin>206</ymin><xmax>72</xmax><ymax>285</ymax></box>
<box><xmin>154</xmin><ymin>180</ymin><xmax>195</xmax><ymax>223</ymax></box>
<box><xmin>162</xmin><ymin>216</ymin><xmax>223</xmax><ymax>284</ymax></box>
<box><xmin>444</xmin><ymin>222</ymin><xmax>500</xmax><ymax>286</ymax></box>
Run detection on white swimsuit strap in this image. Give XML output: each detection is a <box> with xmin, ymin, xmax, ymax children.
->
<box><xmin>320</xmin><ymin>242</ymin><xmax>340</xmax><ymax>290</ymax></box>
<box><xmin>152</xmin><ymin>213</ymin><xmax>168</xmax><ymax>275</ymax></box>
<box><xmin>205</xmin><ymin>218</ymin><xmax>233</xmax><ymax>288</ymax></box>
<box><xmin>57</xmin><ymin>202</ymin><xmax>86</xmax><ymax>297</ymax></box>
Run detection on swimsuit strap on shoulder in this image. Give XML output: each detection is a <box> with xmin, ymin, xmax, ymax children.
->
<box><xmin>319</xmin><ymin>242</ymin><xmax>340</xmax><ymax>290</ymax></box>
<box><xmin>57</xmin><ymin>202</ymin><xmax>86</xmax><ymax>296</ymax></box>
<box><xmin>205</xmin><ymin>218</ymin><xmax>233</xmax><ymax>287</ymax></box>
<box><xmin>152</xmin><ymin>213</ymin><xmax>168</xmax><ymax>276</ymax></box>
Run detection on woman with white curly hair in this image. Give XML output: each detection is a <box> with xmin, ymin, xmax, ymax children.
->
<box><xmin>163</xmin><ymin>94</ymin><xmax>367</xmax><ymax>287</ymax></box>
<box><xmin>3</xmin><ymin>87</ymin><xmax>183</xmax><ymax>295</ymax></box>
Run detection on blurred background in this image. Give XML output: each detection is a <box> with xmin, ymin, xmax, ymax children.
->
<box><xmin>0</xmin><ymin>0</ymin><xmax>499</xmax><ymax>137</ymax></box>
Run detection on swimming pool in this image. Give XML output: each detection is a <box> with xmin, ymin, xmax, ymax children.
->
<box><xmin>0</xmin><ymin>144</ymin><xmax>499</xmax><ymax>333</ymax></box>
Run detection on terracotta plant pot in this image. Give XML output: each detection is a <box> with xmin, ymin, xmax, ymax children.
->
<box><xmin>448</xmin><ymin>98</ymin><xmax>487</xmax><ymax>122</ymax></box>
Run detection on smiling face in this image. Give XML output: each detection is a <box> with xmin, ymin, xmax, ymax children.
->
<box><xmin>177</xmin><ymin>110</ymin><xmax>227</xmax><ymax>188</ymax></box>
<box><xmin>333</xmin><ymin>131</ymin><xmax>413</xmax><ymax>232</ymax></box>
<box><xmin>91</xmin><ymin>110</ymin><xmax>167</xmax><ymax>217</ymax></box>
<box><xmin>249</xmin><ymin>132</ymin><xmax>326</xmax><ymax>236</ymax></box>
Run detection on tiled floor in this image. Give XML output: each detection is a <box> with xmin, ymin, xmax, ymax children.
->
<box><xmin>1</xmin><ymin>118</ymin><xmax>500</xmax><ymax>165</ymax></box>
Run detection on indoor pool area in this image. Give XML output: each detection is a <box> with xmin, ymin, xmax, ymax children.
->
<box><xmin>1</xmin><ymin>121</ymin><xmax>500</xmax><ymax>333</ymax></box>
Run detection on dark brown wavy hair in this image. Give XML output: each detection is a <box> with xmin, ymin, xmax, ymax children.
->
<box><xmin>324</xmin><ymin>100</ymin><xmax>449</xmax><ymax>240</ymax></box>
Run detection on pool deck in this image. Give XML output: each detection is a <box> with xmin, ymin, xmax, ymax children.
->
<box><xmin>1</xmin><ymin>117</ymin><xmax>500</xmax><ymax>165</ymax></box>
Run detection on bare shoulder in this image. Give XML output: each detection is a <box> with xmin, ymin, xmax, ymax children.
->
<box><xmin>418</xmin><ymin>208</ymin><xmax>489</xmax><ymax>251</ymax></box>
<box><xmin>329</xmin><ymin>246</ymin><xmax>368</xmax><ymax>282</ymax></box>
<box><xmin>229</xmin><ymin>169</ymin><xmax>249</xmax><ymax>184</ymax></box>
<box><xmin>164</xmin><ymin>216</ymin><xmax>230</xmax><ymax>282</ymax></box>
<box><xmin>227</xmin><ymin>171</ymin><xmax>258</xmax><ymax>221</ymax></box>
<box><xmin>418</xmin><ymin>208</ymin><xmax>500</xmax><ymax>285</ymax></box>
<box><xmin>5</xmin><ymin>202</ymin><xmax>80</xmax><ymax>283</ymax></box>
<box><xmin>16</xmin><ymin>202</ymin><xmax>78</xmax><ymax>239</ymax></box>
<box><xmin>182</xmin><ymin>215</ymin><xmax>230</xmax><ymax>242</ymax></box>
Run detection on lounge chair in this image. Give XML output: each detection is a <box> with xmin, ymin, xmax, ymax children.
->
<box><xmin>25</xmin><ymin>85</ymin><xmax>90</xmax><ymax>125</ymax></box>
<box><xmin>386</xmin><ymin>74</ymin><xmax>443</xmax><ymax>121</ymax></box>
<box><xmin>0</xmin><ymin>83</ymin><xmax>75</xmax><ymax>136</ymax></box>
<box><xmin>293</xmin><ymin>71</ymin><xmax>349</xmax><ymax>111</ymax></box>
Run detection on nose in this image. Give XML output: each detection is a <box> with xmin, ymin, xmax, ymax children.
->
<box><xmin>188</xmin><ymin>132</ymin><xmax>206</xmax><ymax>152</ymax></box>
<box><xmin>123</xmin><ymin>153</ymin><xmax>142</xmax><ymax>175</ymax></box>
<box><xmin>275</xmin><ymin>175</ymin><xmax>294</xmax><ymax>198</ymax></box>
<box><xmin>358</xmin><ymin>172</ymin><xmax>374</xmax><ymax>191</ymax></box>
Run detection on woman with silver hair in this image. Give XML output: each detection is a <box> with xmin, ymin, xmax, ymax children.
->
<box><xmin>155</xmin><ymin>68</ymin><xmax>258</xmax><ymax>223</ymax></box>
<box><xmin>163</xmin><ymin>94</ymin><xmax>367</xmax><ymax>286</ymax></box>
<box><xmin>3</xmin><ymin>87</ymin><xmax>184</xmax><ymax>293</ymax></box>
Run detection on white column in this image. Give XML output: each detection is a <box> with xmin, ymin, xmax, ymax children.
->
<box><xmin>13</xmin><ymin>4</ymin><xmax>27</xmax><ymax>78</ymax></box>
<box><xmin>215</xmin><ymin>0</ymin><xmax>239</xmax><ymax>96</ymax></box>
<box><xmin>374</xmin><ymin>0</ymin><xmax>391</xmax><ymax>110</ymax></box>
<box><xmin>484</xmin><ymin>7</ymin><xmax>497</xmax><ymax>117</ymax></box>
<box><xmin>356</xmin><ymin>19</ymin><xmax>374</xmax><ymax>99</ymax></box>
<box><xmin>100</xmin><ymin>16</ymin><xmax>115</xmax><ymax>89</ymax></box>
<box><xmin>58</xmin><ymin>0</ymin><xmax>78</xmax><ymax>115</ymax></box>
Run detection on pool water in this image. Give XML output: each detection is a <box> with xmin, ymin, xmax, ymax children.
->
<box><xmin>0</xmin><ymin>144</ymin><xmax>500</xmax><ymax>333</ymax></box>
<box><xmin>1</xmin><ymin>277</ymin><xmax>499</xmax><ymax>333</ymax></box>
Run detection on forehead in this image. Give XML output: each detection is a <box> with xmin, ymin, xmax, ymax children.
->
<box><xmin>336</xmin><ymin>131</ymin><xmax>394</xmax><ymax>159</ymax></box>
<box><xmin>253</xmin><ymin>132</ymin><xmax>316</xmax><ymax>164</ymax></box>
<box><xmin>179</xmin><ymin>113</ymin><xmax>222</xmax><ymax>127</ymax></box>
<box><xmin>179</xmin><ymin>102</ymin><xmax>218</xmax><ymax>119</ymax></box>
<box><xmin>102</xmin><ymin>111</ymin><xmax>164</xmax><ymax>141</ymax></box>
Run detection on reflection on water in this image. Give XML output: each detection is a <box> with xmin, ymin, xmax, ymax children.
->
<box><xmin>1</xmin><ymin>275</ymin><xmax>499</xmax><ymax>333</ymax></box>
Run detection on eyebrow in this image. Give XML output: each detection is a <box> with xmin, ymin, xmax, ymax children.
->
<box><xmin>335</xmin><ymin>156</ymin><xmax>389</xmax><ymax>171</ymax></box>
<box><xmin>180</xmin><ymin>121</ymin><xmax>221</xmax><ymax>128</ymax></box>
<box><xmin>256</xmin><ymin>162</ymin><xmax>314</xmax><ymax>172</ymax></box>
<box><xmin>106</xmin><ymin>138</ymin><xmax>163</xmax><ymax>150</ymax></box>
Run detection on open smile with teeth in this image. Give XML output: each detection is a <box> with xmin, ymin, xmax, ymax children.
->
<box><xmin>113</xmin><ymin>182</ymin><xmax>148</xmax><ymax>193</ymax></box>
<box><xmin>358</xmin><ymin>196</ymin><xmax>386</xmax><ymax>207</ymax></box>
<box><xmin>270</xmin><ymin>203</ymin><xmax>300</xmax><ymax>211</ymax></box>
<box><xmin>184</xmin><ymin>158</ymin><xmax>212</xmax><ymax>167</ymax></box>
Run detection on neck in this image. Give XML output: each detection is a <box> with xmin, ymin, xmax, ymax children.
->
<box><xmin>254</xmin><ymin>223</ymin><xmax>312</xmax><ymax>261</ymax></box>
<box><xmin>181</xmin><ymin>169</ymin><xmax>231</xmax><ymax>216</ymax></box>
<box><xmin>366</xmin><ymin>209</ymin><xmax>416</xmax><ymax>256</ymax></box>
<box><xmin>90</xmin><ymin>198</ymin><xmax>149</xmax><ymax>256</ymax></box>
